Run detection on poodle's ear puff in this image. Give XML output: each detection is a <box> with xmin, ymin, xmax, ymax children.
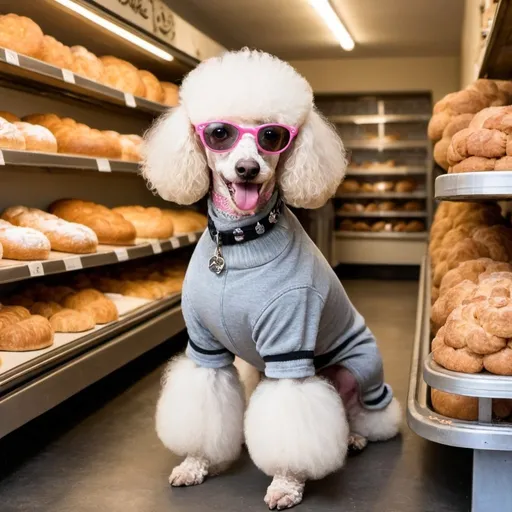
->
<box><xmin>279</xmin><ymin>109</ymin><xmax>347</xmax><ymax>209</ymax></box>
<box><xmin>142</xmin><ymin>105</ymin><xmax>210</xmax><ymax>205</ymax></box>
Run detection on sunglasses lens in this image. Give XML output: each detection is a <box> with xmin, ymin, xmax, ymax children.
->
<box><xmin>203</xmin><ymin>122</ymin><xmax>239</xmax><ymax>151</ymax></box>
<box><xmin>258</xmin><ymin>125</ymin><xmax>291</xmax><ymax>152</ymax></box>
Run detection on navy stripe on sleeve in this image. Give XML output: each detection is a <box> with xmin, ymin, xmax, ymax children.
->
<box><xmin>263</xmin><ymin>350</ymin><xmax>315</xmax><ymax>363</ymax></box>
<box><xmin>188</xmin><ymin>339</ymin><xmax>230</xmax><ymax>356</ymax></box>
<box><xmin>363</xmin><ymin>386</ymin><xmax>389</xmax><ymax>407</ymax></box>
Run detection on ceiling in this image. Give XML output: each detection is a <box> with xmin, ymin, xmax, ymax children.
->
<box><xmin>164</xmin><ymin>0</ymin><xmax>465</xmax><ymax>60</ymax></box>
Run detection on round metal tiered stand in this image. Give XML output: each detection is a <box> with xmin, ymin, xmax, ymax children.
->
<box><xmin>407</xmin><ymin>172</ymin><xmax>512</xmax><ymax>512</ymax></box>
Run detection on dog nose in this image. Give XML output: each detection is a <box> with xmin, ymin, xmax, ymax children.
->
<box><xmin>235</xmin><ymin>159</ymin><xmax>260</xmax><ymax>180</ymax></box>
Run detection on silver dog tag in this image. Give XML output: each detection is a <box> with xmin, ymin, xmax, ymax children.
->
<box><xmin>209</xmin><ymin>234</ymin><xmax>225</xmax><ymax>274</ymax></box>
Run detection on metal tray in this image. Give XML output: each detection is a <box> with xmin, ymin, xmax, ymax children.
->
<box><xmin>435</xmin><ymin>172</ymin><xmax>512</xmax><ymax>200</ymax></box>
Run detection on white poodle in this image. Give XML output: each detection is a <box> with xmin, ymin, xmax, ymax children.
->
<box><xmin>143</xmin><ymin>49</ymin><xmax>401</xmax><ymax>510</ymax></box>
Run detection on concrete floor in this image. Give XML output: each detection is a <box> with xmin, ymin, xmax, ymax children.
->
<box><xmin>0</xmin><ymin>280</ymin><xmax>472</xmax><ymax>512</ymax></box>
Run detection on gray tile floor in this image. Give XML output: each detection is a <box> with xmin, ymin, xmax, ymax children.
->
<box><xmin>0</xmin><ymin>280</ymin><xmax>471</xmax><ymax>512</ymax></box>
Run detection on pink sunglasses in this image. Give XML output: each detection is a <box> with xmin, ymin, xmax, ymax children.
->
<box><xmin>195</xmin><ymin>121</ymin><xmax>299</xmax><ymax>154</ymax></box>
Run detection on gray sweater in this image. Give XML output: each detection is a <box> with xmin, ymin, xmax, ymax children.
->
<box><xmin>183</xmin><ymin>196</ymin><xmax>393</xmax><ymax>410</ymax></box>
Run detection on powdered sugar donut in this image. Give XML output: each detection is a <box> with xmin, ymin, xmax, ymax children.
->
<box><xmin>0</xmin><ymin>118</ymin><xmax>26</xmax><ymax>150</ymax></box>
<box><xmin>14</xmin><ymin>122</ymin><xmax>57</xmax><ymax>153</ymax></box>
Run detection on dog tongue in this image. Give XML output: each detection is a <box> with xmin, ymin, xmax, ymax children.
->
<box><xmin>233</xmin><ymin>183</ymin><xmax>259</xmax><ymax>211</ymax></box>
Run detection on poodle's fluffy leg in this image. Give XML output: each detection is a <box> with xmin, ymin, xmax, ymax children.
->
<box><xmin>155</xmin><ymin>356</ymin><xmax>245</xmax><ymax>485</ymax></box>
<box><xmin>245</xmin><ymin>377</ymin><xmax>348</xmax><ymax>509</ymax></box>
<box><xmin>265</xmin><ymin>474</ymin><xmax>305</xmax><ymax>510</ymax></box>
<box><xmin>348</xmin><ymin>397</ymin><xmax>402</xmax><ymax>443</ymax></box>
<box><xmin>234</xmin><ymin>357</ymin><xmax>261</xmax><ymax>404</ymax></box>
<box><xmin>347</xmin><ymin>433</ymin><xmax>368</xmax><ymax>454</ymax></box>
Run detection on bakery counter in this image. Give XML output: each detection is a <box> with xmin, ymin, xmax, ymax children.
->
<box><xmin>0</xmin><ymin>148</ymin><xmax>139</xmax><ymax>173</ymax></box>
<box><xmin>435</xmin><ymin>171</ymin><xmax>512</xmax><ymax>201</ymax></box>
<box><xmin>336</xmin><ymin>211</ymin><xmax>427</xmax><ymax>219</ymax></box>
<box><xmin>346</xmin><ymin>166</ymin><xmax>427</xmax><ymax>177</ymax></box>
<box><xmin>0</xmin><ymin>231</ymin><xmax>201</xmax><ymax>285</ymax></box>
<box><xmin>0</xmin><ymin>293</ymin><xmax>185</xmax><ymax>439</ymax></box>
<box><xmin>0</xmin><ymin>47</ymin><xmax>166</xmax><ymax>116</ymax></box>
<box><xmin>408</xmin><ymin>258</ymin><xmax>512</xmax><ymax>512</ymax></box>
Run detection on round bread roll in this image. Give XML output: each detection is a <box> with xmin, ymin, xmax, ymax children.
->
<box><xmin>0</xmin><ymin>14</ymin><xmax>44</xmax><ymax>58</ymax></box>
<box><xmin>374</xmin><ymin>181</ymin><xmax>394</xmax><ymax>192</ymax></box>
<box><xmin>0</xmin><ymin>118</ymin><xmax>26</xmax><ymax>150</ymax></box>
<box><xmin>371</xmin><ymin>221</ymin><xmax>386</xmax><ymax>232</ymax></box>
<box><xmin>70</xmin><ymin>46</ymin><xmax>104</xmax><ymax>81</ymax></box>
<box><xmin>22</xmin><ymin>113</ymin><xmax>62</xmax><ymax>130</ymax></box>
<box><xmin>395</xmin><ymin>180</ymin><xmax>416</xmax><ymax>193</ymax></box>
<box><xmin>340</xmin><ymin>179</ymin><xmax>360</xmax><ymax>192</ymax></box>
<box><xmin>119</xmin><ymin>135</ymin><xmax>141</xmax><ymax>162</ymax></box>
<box><xmin>99</xmin><ymin>56</ymin><xmax>146</xmax><ymax>96</ymax></box>
<box><xmin>49</xmin><ymin>308</ymin><xmax>96</xmax><ymax>333</ymax></box>
<box><xmin>14</xmin><ymin>122</ymin><xmax>57</xmax><ymax>153</ymax></box>
<box><xmin>0</xmin><ymin>111</ymin><xmax>20</xmax><ymax>123</ymax></box>
<box><xmin>431</xmin><ymin>389</ymin><xmax>478</xmax><ymax>421</ymax></box>
<box><xmin>161</xmin><ymin>81</ymin><xmax>179</xmax><ymax>106</ymax></box>
<box><xmin>405</xmin><ymin>221</ymin><xmax>425</xmax><ymax>232</ymax></box>
<box><xmin>162</xmin><ymin>209</ymin><xmax>207</xmax><ymax>234</ymax></box>
<box><xmin>139</xmin><ymin>70</ymin><xmax>165</xmax><ymax>103</ymax></box>
<box><xmin>39</xmin><ymin>35</ymin><xmax>73</xmax><ymax>69</ymax></box>
<box><xmin>353</xmin><ymin>221</ymin><xmax>371</xmax><ymax>232</ymax></box>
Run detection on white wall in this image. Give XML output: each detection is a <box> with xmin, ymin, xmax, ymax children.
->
<box><xmin>290</xmin><ymin>56</ymin><xmax>460</xmax><ymax>103</ymax></box>
<box><xmin>460</xmin><ymin>0</ymin><xmax>482</xmax><ymax>88</ymax></box>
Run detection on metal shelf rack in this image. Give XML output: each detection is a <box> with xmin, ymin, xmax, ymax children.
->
<box><xmin>336</xmin><ymin>211</ymin><xmax>427</xmax><ymax>219</ymax></box>
<box><xmin>435</xmin><ymin>171</ymin><xmax>512</xmax><ymax>201</ymax></box>
<box><xmin>346</xmin><ymin>166</ymin><xmax>427</xmax><ymax>177</ymax></box>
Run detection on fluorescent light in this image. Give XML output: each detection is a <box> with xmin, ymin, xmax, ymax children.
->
<box><xmin>309</xmin><ymin>0</ymin><xmax>355</xmax><ymax>51</ymax></box>
<box><xmin>53</xmin><ymin>0</ymin><xmax>174</xmax><ymax>61</ymax></box>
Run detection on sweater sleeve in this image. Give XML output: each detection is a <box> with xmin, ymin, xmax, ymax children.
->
<box><xmin>252</xmin><ymin>287</ymin><xmax>324</xmax><ymax>379</ymax></box>
<box><xmin>182</xmin><ymin>293</ymin><xmax>234</xmax><ymax>368</ymax></box>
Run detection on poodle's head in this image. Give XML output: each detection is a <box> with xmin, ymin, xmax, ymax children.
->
<box><xmin>142</xmin><ymin>49</ymin><xmax>347</xmax><ymax>213</ymax></box>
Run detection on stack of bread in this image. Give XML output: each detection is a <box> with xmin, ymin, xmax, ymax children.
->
<box><xmin>0</xmin><ymin>113</ymin><xmax>57</xmax><ymax>152</ymax></box>
<box><xmin>446</xmin><ymin>105</ymin><xmax>512</xmax><ymax>173</ymax></box>
<box><xmin>429</xmin><ymin>201</ymin><xmax>512</xmax><ymax>420</ymax></box>
<box><xmin>339</xmin><ymin>219</ymin><xmax>425</xmax><ymax>233</ymax></box>
<box><xmin>428</xmin><ymin>79</ymin><xmax>512</xmax><ymax>171</ymax></box>
<box><xmin>348</xmin><ymin>159</ymin><xmax>396</xmax><ymax>170</ymax></box>
<box><xmin>339</xmin><ymin>179</ymin><xmax>418</xmax><ymax>194</ymax></box>
<box><xmin>0</xmin><ymin>13</ymin><xmax>179</xmax><ymax>107</ymax></box>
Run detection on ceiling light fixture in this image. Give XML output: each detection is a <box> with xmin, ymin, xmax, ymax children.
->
<box><xmin>52</xmin><ymin>0</ymin><xmax>174</xmax><ymax>61</ymax></box>
<box><xmin>309</xmin><ymin>0</ymin><xmax>355</xmax><ymax>51</ymax></box>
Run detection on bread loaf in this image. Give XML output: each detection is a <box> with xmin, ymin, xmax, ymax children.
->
<box><xmin>0</xmin><ymin>306</ymin><xmax>31</xmax><ymax>329</ymax></box>
<box><xmin>30</xmin><ymin>301</ymin><xmax>63</xmax><ymax>318</ymax></box>
<box><xmin>100</xmin><ymin>56</ymin><xmax>146</xmax><ymax>96</ymax></box>
<box><xmin>163</xmin><ymin>210</ymin><xmax>207</xmax><ymax>234</ymax></box>
<box><xmin>0</xmin><ymin>118</ymin><xmax>25</xmax><ymax>150</ymax></box>
<box><xmin>0</xmin><ymin>219</ymin><xmax>50</xmax><ymax>260</ymax></box>
<box><xmin>50</xmin><ymin>199</ymin><xmax>136</xmax><ymax>245</ymax></box>
<box><xmin>39</xmin><ymin>35</ymin><xmax>73</xmax><ymax>69</ymax></box>
<box><xmin>161</xmin><ymin>82</ymin><xmax>179</xmax><ymax>106</ymax></box>
<box><xmin>13</xmin><ymin>122</ymin><xmax>57</xmax><ymax>153</ymax></box>
<box><xmin>49</xmin><ymin>308</ymin><xmax>96</xmax><ymax>332</ymax></box>
<box><xmin>0</xmin><ymin>111</ymin><xmax>20</xmax><ymax>123</ymax></box>
<box><xmin>62</xmin><ymin>288</ymin><xmax>118</xmax><ymax>324</ymax></box>
<box><xmin>0</xmin><ymin>14</ymin><xmax>44</xmax><ymax>58</ymax></box>
<box><xmin>0</xmin><ymin>315</ymin><xmax>54</xmax><ymax>351</ymax></box>
<box><xmin>2</xmin><ymin>206</ymin><xmax>98</xmax><ymax>254</ymax></box>
<box><xmin>70</xmin><ymin>46</ymin><xmax>104</xmax><ymax>81</ymax></box>
<box><xmin>112</xmin><ymin>206</ymin><xmax>174</xmax><ymax>239</ymax></box>
<box><xmin>139</xmin><ymin>70</ymin><xmax>165</xmax><ymax>103</ymax></box>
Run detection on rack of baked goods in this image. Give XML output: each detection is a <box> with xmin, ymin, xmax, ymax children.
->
<box><xmin>0</xmin><ymin>13</ymin><xmax>178</xmax><ymax>114</ymax></box>
<box><xmin>408</xmin><ymin>200</ymin><xmax>512</xmax><ymax>511</ymax></box>
<box><xmin>337</xmin><ymin>177</ymin><xmax>425</xmax><ymax>197</ymax></box>
<box><xmin>346</xmin><ymin>159</ymin><xmax>426</xmax><ymax>177</ymax></box>
<box><xmin>0</xmin><ymin>199</ymin><xmax>205</xmax><ymax>285</ymax></box>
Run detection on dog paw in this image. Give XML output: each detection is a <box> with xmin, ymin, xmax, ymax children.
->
<box><xmin>265</xmin><ymin>475</ymin><xmax>304</xmax><ymax>510</ymax></box>
<box><xmin>169</xmin><ymin>456</ymin><xmax>209</xmax><ymax>487</ymax></box>
<box><xmin>348</xmin><ymin>432</ymin><xmax>368</xmax><ymax>455</ymax></box>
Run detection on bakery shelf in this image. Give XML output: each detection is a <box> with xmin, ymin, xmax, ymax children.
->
<box><xmin>329</xmin><ymin>114</ymin><xmax>430</xmax><ymax>124</ymax></box>
<box><xmin>0</xmin><ymin>294</ymin><xmax>185</xmax><ymax>439</ymax></box>
<box><xmin>336</xmin><ymin>191</ymin><xmax>427</xmax><ymax>200</ymax></box>
<box><xmin>478</xmin><ymin>0</ymin><xmax>512</xmax><ymax>79</ymax></box>
<box><xmin>435</xmin><ymin>171</ymin><xmax>512</xmax><ymax>200</ymax></box>
<box><xmin>407</xmin><ymin>257</ymin><xmax>512</xmax><ymax>512</ymax></box>
<box><xmin>424</xmin><ymin>354</ymin><xmax>512</xmax><ymax>399</ymax></box>
<box><xmin>334</xmin><ymin>231</ymin><xmax>427</xmax><ymax>240</ymax></box>
<box><xmin>336</xmin><ymin>211</ymin><xmax>427</xmax><ymax>218</ymax></box>
<box><xmin>0</xmin><ymin>149</ymin><xmax>139</xmax><ymax>173</ymax></box>
<box><xmin>346</xmin><ymin>166</ymin><xmax>427</xmax><ymax>176</ymax></box>
<box><xmin>0</xmin><ymin>47</ymin><xmax>167</xmax><ymax>116</ymax></box>
<box><xmin>347</xmin><ymin>140</ymin><xmax>429</xmax><ymax>150</ymax></box>
<box><xmin>0</xmin><ymin>231</ymin><xmax>202</xmax><ymax>286</ymax></box>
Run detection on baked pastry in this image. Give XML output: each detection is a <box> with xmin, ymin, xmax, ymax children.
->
<box><xmin>13</xmin><ymin>122</ymin><xmax>57</xmax><ymax>153</ymax></box>
<box><xmin>0</xmin><ymin>118</ymin><xmax>25</xmax><ymax>150</ymax></box>
<box><xmin>393</xmin><ymin>222</ymin><xmax>407</xmax><ymax>232</ymax></box>
<box><xmin>353</xmin><ymin>221</ymin><xmax>371</xmax><ymax>232</ymax></box>
<box><xmin>38</xmin><ymin>35</ymin><xmax>73</xmax><ymax>69</ymax></box>
<box><xmin>0</xmin><ymin>14</ymin><xmax>44</xmax><ymax>58</ymax></box>
<box><xmin>99</xmin><ymin>56</ymin><xmax>146</xmax><ymax>96</ymax></box>
<box><xmin>364</xmin><ymin>203</ymin><xmax>378</xmax><ymax>212</ymax></box>
<box><xmin>163</xmin><ymin>210</ymin><xmax>207</xmax><ymax>234</ymax></box>
<box><xmin>431</xmin><ymin>389</ymin><xmax>478</xmax><ymax>421</ymax></box>
<box><xmin>161</xmin><ymin>82</ymin><xmax>179</xmax><ymax>106</ymax></box>
<box><xmin>0</xmin><ymin>219</ymin><xmax>50</xmax><ymax>260</ymax></box>
<box><xmin>35</xmin><ymin>285</ymin><xmax>75</xmax><ymax>304</ymax></box>
<box><xmin>2</xmin><ymin>206</ymin><xmax>98</xmax><ymax>254</ymax></box>
<box><xmin>0</xmin><ymin>315</ymin><xmax>53</xmax><ymax>351</ymax></box>
<box><xmin>0</xmin><ymin>111</ymin><xmax>20</xmax><ymax>123</ymax></box>
<box><xmin>360</xmin><ymin>183</ymin><xmax>374</xmax><ymax>193</ymax></box>
<box><xmin>49</xmin><ymin>308</ymin><xmax>96</xmax><ymax>332</ymax></box>
<box><xmin>404</xmin><ymin>221</ymin><xmax>425</xmax><ymax>232</ymax></box>
<box><xmin>112</xmin><ymin>206</ymin><xmax>174</xmax><ymax>239</ymax></box>
<box><xmin>0</xmin><ymin>305</ymin><xmax>31</xmax><ymax>329</ymax></box>
<box><xmin>340</xmin><ymin>179</ymin><xmax>359</xmax><ymax>193</ymax></box>
<box><xmin>403</xmin><ymin>201</ymin><xmax>422</xmax><ymax>211</ymax></box>
<box><xmin>374</xmin><ymin>181</ymin><xmax>394</xmax><ymax>192</ymax></box>
<box><xmin>377</xmin><ymin>201</ymin><xmax>395</xmax><ymax>211</ymax></box>
<box><xmin>50</xmin><ymin>199</ymin><xmax>136</xmax><ymax>245</ymax></box>
<box><xmin>139</xmin><ymin>70</ymin><xmax>165</xmax><ymax>103</ymax></box>
<box><xmin>339</xmin><ymin>220</ymin><xmax>353</xmax><ymax>231</ymax></box>
<box><xmin>30</xmin><ymin>301</ymin><xmax>63</xmax><ymax>318</ymax></box>
<box><xmin>62</xmin><ymin>288</ymin><xmax>118</xmax><ymax>324</ymax></box>
<box><xmin>70</xmin><ymin>46</ymin><xmax>104</xmax><ymax>81</ymax></box>
<box><xmin>395</xmin><ymin>180</ymin><xmax>416</xmax><ymax>193</ymax></box>
<box><xmin>371</xmin><ymin>221</ymin><xmax>386</xmax><ymax>232</ymax></box>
